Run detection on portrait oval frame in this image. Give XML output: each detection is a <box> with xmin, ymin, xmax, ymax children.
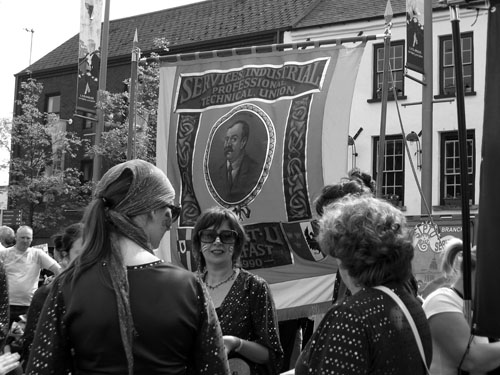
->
<box><xmin>204</xmin><ymin>104</ymin><xmax>275</xmax><ymax>208</ymax></box>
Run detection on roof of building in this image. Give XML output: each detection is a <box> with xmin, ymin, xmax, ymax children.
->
<box><xmin>23</xmin><ymin>0</ymin><xmax>443</xmax><ymax>75</ymax></box>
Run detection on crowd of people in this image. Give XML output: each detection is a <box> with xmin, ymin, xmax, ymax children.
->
<box><xmin>0</xmin><ymin>159</ymin><xmax>496</xmax><ymax>375</ymax></box>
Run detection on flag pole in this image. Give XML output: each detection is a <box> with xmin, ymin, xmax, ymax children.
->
<box><xmin>127</xmin><ymin>29</ymin><xmax>139</xmax><ymax>160</ymax></box>
<box><xmin>474</xmin><ymin>0</ymin><xmax>500</xmax><ymax>338</ymax></box>
<box><xmin>421</xmin><ymin>0</ymin><xmax>433</xmax><ymax>214</ymax></box>
<box><xmin>376</xmin><ymin>0</ymin><xmax>393</xmax><ymax>198</ymax></box>
<box><xmin>449</xmin><ymin>4</ymin><xmax>473</xmax><ymax>323</ymax></box>
<box><xmin>92</xmin><ymin>0</ymin><xmax>110</xmax><ymax>181</ymax></box>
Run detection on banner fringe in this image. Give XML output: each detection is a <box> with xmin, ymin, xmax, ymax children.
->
<box><xmin>277</xmin><ymin>302</ymin><xmax>332</xmax><ymax>321</ymax></box>
<box><xmin>142</xmin><ymin>34</ymin><xmax>382</xmax><ymax>64</ymax></box>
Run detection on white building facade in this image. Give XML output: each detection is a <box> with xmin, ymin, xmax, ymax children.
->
<box><xmin>285</xmin><ymin>7</ymin><xmax>486</xmax><ymax>218</ymax></box>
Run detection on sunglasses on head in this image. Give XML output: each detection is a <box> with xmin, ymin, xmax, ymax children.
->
<box><xmin>166</xmin><ymin>204</ymin><xmax>181</xmax><ymax>222</ymax></box>
<box><xmin>199</xmin><ymin>229</ymin><xmax>238</xmax><ymax>244</ymax></box>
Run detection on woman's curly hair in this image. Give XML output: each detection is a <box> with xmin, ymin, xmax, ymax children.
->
<box><xmin>318</xmin><ymin>195</ymin><xmax>414</xmax><ymax>287</ymax></box>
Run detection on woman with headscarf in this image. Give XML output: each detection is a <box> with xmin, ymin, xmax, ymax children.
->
<box><xmin>26</xmin><ymin>160</ymin><xmax>229</xmax><ymax>375</ymax></box>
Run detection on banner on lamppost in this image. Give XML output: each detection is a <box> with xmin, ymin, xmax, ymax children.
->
<box><xmin>406</xmin><ymin>0</ymin><xmax>425</xmax><ymax>73</ymax></box>
<box><xmin>76</xmin><ymin>0</ymin><xmax>103</xmax><ymax>114</ymax></box>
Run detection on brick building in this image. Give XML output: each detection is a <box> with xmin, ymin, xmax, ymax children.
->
<box><xmin>12</xmin><ymin>0</ymin><xmax>486</xmax><ymax>243</ymax></box>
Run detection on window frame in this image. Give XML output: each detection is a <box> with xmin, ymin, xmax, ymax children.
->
<box><xmin>440</xmin><ymin>130</ymin><xmax>475</xmax><ymax>205</ymax></box>
<box><xmin>83</xmin><ymin>112</ymin><xmax>96</xmax><ymax>130</ymax></box>
<box><xmin>80</xmin><ymin>159</ymin><xmax>93</xmax><ymax>183</ymax></box>
<box><xmin>45</xmin><ymin>93</ymin><xmax>61</xmax><ymax>115</ymax></box>
<box><xmin>370</xmin><ymin>40</ymin><xmax>406</xmax><ymax>101</ymax></box>
<box><xmin>438</xmin><ymin>32</ymin><xmax>474</xmax><ymax>97</ymax></box>
<box><xmin>372</xmin><ymin>134</ymin><xmax>406</xmax><ymax>205</ymax></box>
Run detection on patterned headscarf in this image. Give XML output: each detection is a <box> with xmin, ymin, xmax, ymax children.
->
<box><xmin>96</xmin><ymin>159</ymin><xmax>175</xmax><ymax>216</ymax></box>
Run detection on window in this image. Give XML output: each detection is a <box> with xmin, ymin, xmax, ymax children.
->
<box><xmin>440</xmin><ymin>130</ymin><xmax>475</xmax><ymax>205</ymax></box>
<box><xmin>372</xmin><ymin>40</ymin><xmax>405</xmax><ymax>100</ymax></box>
<box><xmin>46</xmin><ymin>94</ymin><xmax>61</xmax><ymax>114</ymax></box>
<box><xmin>439</xmin><ymin>32</ymin><xmax>474</xmax><ymax>96</ymax></box>
<box><xmin>372</xmin><ymin>135</ymin><xmax>405</xmax><ymax>204</ymax></box>
<box><xmin>45</xmin><ymin>115</ymin><xmax>66</xmax><ymax>176</ymax></box>
<box><xmin>80</xmin><ymin>160</ymin><xmax>93</xmax><ymax>183</ymax></box>
<box><xmin>83</xmin><ymin>112</ymin><xmax>96</xmax><ymax>130</ymax></box>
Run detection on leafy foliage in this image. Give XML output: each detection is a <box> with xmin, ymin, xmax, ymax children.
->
<box><xmin>87</xmin><ymin>38</ymin><xmax>168</xmax><ymax>166</ymax></box>
<box><xmin>5</xmin><ymin>78</ymin><xmax>93</xmax><ymax>234</ymax></box>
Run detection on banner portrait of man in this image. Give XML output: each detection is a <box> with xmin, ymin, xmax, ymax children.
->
<box><xmin>205</xmin><ymin>106</ymin><xmax>272</xmax><ymax>205</ymax></box>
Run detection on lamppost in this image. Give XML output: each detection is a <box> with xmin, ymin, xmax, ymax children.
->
<box><xmin>24</xmin><ymin>28</ymin><xmax>34</xmax><ymax>67</ymax></box>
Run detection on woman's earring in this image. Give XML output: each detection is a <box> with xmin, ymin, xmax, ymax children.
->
<box><xmin>229</xmin><ymin>246</ymin><xmax>234</xmax><ymax>252</ymax></box>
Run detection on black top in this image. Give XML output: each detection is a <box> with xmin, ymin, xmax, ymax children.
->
<box><xmin>296</xmin><ymin>284</ymin><xmax>432</xmax><ymax>375</ymax></box>
<box><xmin>0</xmin><ymin>261</ymin><xmax>9</xmax><ymax>349</ymax></box>
<box><xmin>216</xmin><ymin>269</ymin><xmax>283</xmax><ymax>375</ymax></box>
<box><xmin>21</xmin><ymin>283</ymin><xmax>51</xmax><ymax>364</ymax></box>
<box><xmin>26</xmin><ymin>260</ymin><xmax>229</xmax><ymax>375</ymax></box>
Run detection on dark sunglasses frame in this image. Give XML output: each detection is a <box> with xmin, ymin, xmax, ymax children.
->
<box><xmin>166</xmin><ymin>204</ymin><xmax>181</xmax><ymax>222</ymax></box>
<box><xmin>199</xmin><ymin>229</ymin><xmax>238</xmax><ymax>244</ymax></box>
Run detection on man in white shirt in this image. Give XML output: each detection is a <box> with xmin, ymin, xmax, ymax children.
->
<box><xmin>0</xmin><ymin>226</ymin><xmax>61</xmax><ymax>325</ymax></box>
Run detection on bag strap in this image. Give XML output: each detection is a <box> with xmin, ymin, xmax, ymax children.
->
<box><xmin>373</xmin><ymin>285</ymin><xmax>430</xmax><ymax>374</ymax></box>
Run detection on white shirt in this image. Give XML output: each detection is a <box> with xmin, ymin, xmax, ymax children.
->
<box><xmin>0</xmin><ymin>247</ymin><xmax>59</xmax><ymax>306</ymax></box>
<box><xmin>423</xmin><ymin>287</ymin><xmax>488</xmax><ymax>375</ymax></box>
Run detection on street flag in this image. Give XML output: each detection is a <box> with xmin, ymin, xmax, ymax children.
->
<box><xmin>406</xmin><ymin>0</ymin><xmax>425</xmax><ymax>73</ymax></box>
<box><xmin>76</xmin><ymin>0</ymin><xmax>103</xmax><ymax>114</ymax></box>
<box><xmin>473</xmin><ymin>0</ymin><xmax>500</xmax><ymax>339</ymax></box>
<box><xmin>157</xmin><ymin>43</ymin><xmax>366</xmax><ymax>319</ymax></box>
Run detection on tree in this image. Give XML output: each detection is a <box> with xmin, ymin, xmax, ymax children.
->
<box><xmin>88</xmin><ymin>38</ymin><xmax>168</xmax><ymax>166</ymax></box>
<box><xmin>3</xmin><ymin>78</ymin><xmax>93</xmax><ymax>234</ymax></box>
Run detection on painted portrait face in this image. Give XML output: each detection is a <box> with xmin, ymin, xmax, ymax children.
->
<box><xmin>224</xmin><ymin>122</ymin><xmax>247</xmax><ymax>163</ymax></box>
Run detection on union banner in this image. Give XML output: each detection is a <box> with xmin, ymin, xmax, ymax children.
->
<box><xmin>157</xmin><ymin>44</ymin><xmax>365</xmax><ymax>319</ymax></box>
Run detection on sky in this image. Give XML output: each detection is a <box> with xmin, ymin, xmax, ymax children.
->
<box><xmin>0</xmin><ymin>0</ymin><xmax>203</xmax><ymax>121</ymax></box>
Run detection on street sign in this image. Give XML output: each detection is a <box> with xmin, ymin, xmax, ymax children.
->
<box><xmin>1</xmin><ymin>209</ymin><xmax>22</xmax><ymax>227</ymax></box>
<box><xmin>0</xmin><ymin>186</ymin><xmax>7</xmax><ymax>210</ymax></box>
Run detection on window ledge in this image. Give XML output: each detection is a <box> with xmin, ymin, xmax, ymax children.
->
<box><xmin>434</xmin><ymin>91</ymin><xmax>477</xmax><ymax>100</ymax></box>
<box><xmin>367</xmin><ymin>95</ymin><xmax>407</xmax><ymax>104</ymax></box>
<box><xmin>433</xmin><ymin>204</ymin><xmax>479</xmax><ymax>211</ymax></box>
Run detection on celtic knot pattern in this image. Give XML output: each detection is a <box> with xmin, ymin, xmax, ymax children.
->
<box><xmin>177</xmin><ymin>113</ymin><xmax>201</xmax><ymax>226</ymax></box>
<box><xmin>283</xmin><ymin>95</ymin><xmax>312</xmax><ymax>221</ymax></box>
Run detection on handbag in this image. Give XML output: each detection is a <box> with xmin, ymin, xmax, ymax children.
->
<box><xmin>373</xmin><ymin>286</ymin><xmax>430</xmax><ymax>374</ymax></box>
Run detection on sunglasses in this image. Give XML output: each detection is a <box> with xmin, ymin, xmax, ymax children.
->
<box><xmin>166</xmin><ymin>204</ymin><xmax>181</xmax><ymax>222</ymax></box>
<box><xmin>199</xmin><ymin>229</ymin><xmax>238</xmax><ymax>244</ymax></box>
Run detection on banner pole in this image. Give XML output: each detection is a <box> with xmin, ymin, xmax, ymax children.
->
<box><xmin>474</xmin><ymin>0</ymin><xmax>500</xmax><ymax>338</ymax></box>
<box><xmin>450</xmin><ymin>5</ymin><xmax>473</xmax><ymax>324</ymax></box>
<box><xmin>92</xmin><ymin>0</ymin><xmax>110</xmax><ymax>181</ymax></box>
<box><xmin>142</xmin><ymin>34</ymin><xmax>383</xmax><ymax>64</ymax></box>
<box><xmin>421</xmin><ymin>0</ymin><xmax>434</xmax><ymax>214</ymax></box>
<box><xmin>127</xmin><ymin>29</ymin><xmax>139</xmax><ymax>161</ymax></box>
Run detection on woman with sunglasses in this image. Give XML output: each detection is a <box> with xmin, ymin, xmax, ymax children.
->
<box><xmin>192</xmin><ymin>207</ymin><xmax>283</xmax><ymax>375</ymax></box>
<box><xmin>26</xmin><ymin>160</ymin><xmax>229</xmax><ymax>375</ymax></box>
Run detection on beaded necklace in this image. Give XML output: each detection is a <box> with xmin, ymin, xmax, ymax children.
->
<box><xmin>205</xmin><ymin>269</ymin><xmax>236</xmax><ymax>290</ymax></box>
